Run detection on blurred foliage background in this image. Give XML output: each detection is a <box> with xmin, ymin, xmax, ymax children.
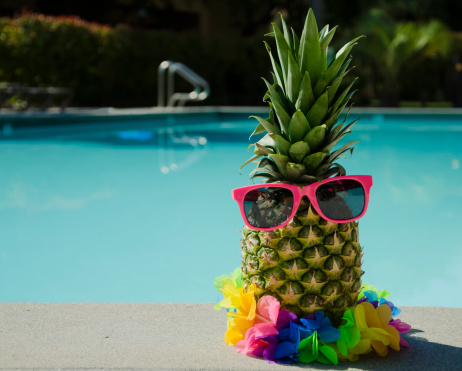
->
<box><xmin>0</xmin><ymin>0</ymin><xmax>461</xmax><ymax>108</ymax></box>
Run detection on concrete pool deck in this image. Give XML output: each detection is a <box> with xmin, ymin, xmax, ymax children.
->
<box><xmin>0</xmin><ymin>304</ymin><xmax>461</xmax><ymax>370</ymax></box>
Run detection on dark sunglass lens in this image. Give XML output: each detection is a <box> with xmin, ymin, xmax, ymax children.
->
<box><xmin>316</xmin><ymin>180</ymin><xmax>365</xmax><ymax>221</ymax></box>
<box><xmin>244</xmin><ymin>187</ymin><xmax>294</xmax><ymax>228</ymax></box>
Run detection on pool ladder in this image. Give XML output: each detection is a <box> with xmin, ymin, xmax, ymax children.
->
<box><xmin>157</xmin><ymin>61</ymin><xmax>210</xmax><ymax>107</ymax></box>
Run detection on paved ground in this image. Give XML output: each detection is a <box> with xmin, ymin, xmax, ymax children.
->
<box><xmin>0</xmin><ymin>303</ymin><xmax>461</xmax><ymax>370</ymax></box>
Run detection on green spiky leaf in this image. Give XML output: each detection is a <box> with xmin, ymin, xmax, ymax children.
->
<box><xmin>264</xmin><ymin>41</ymin><xmax>284</xmax><ymax>91</ymax></box>
<box><xmin>322</xmin><ymin>125</ymin><xmax>358</xmax><ymax>152</ymax></box>
<box><xmin>269</xmin><ymin>154</ymin><xmax>289</xmax><ymax>177</ymax></box>
<box><xmin>287</xmin><ymin>162</ymin><xmax>306</xmax><ymax>180</ymax></box>
<box><xmin>303</xmin><ymin>152</ymin><xmax>327</xmax><ymax>173</ymax></box>
<box><xmin>320</xmin><ymin>26</ymin><xmax>337</xmax><ymax>48</ymax></box>
<box><xmin>325</xmin><ymin>120</ymin><xmax>358</xmax><ymax>154</ymax></box>
<box><xmin>327</xmin><ymin>123</ymin><xmax>344</xmax><ymax>143</ymax></box>
<box><xmin>328</xmin><ymin>60</ymin><xmax>353</xmax><ymax>104</ymax></box>
<box><xmin>313</xmin><ymin>36</ymin><xmax>363</xmax><ymax>97</ymax></box>
<box><xmin>254</xmin><ymin>142</ymin><xmax>276</xmax><ymax>156</ymax></box>
<box><xmin>324</xmin><ymin>99</ymin><xmax>356</xmax><ymax>130</ymax></box>
<box><xmin>250</xmin><ymin>124</ymin><xmax>266</xmax><ymax>138</ymax></box>
<box><xmin>240</xmin><ymin>154</ymin><xmax>262</xmax><ymax>173</ymax></box>
<box><xmin>299</xmin><ymin>9</ymin><xmax>322</xmax><ymax>86</ymax></box>
<box><xmin>328</xmin><ymin>145</ymin><xmax>355</xmax><ymax>163</ymax></box>
<box><xmin>280</xmin><ymin>15</ymin><xmax>293</xmax><ymax>51</ymax></box>
<box><xmin>319</xmin><ymin>24</ymin><xmax>330</xmax><ymax>40</ymax></box>
<box><xmin>291</xmin><ymin>28</ymin><xmax>300</xmax><ymax>58</ymax></box>
<box><xmin>313</xmin><ymin>162</ymin><xmax>334</xmax><ymax>176</ymax></box>
<box><xmin>323</xmin><ymin>110</ymin><xmax>342</xmax><ymax>130</ymax></box>
<box><xmin>268</xmin><ymin>103</ymin><xmax>275</xmax><ymax>120</ymax></box>
<box><xmin>250</xmin><ymin>173</ymin><xmax>277</xmax><ymax>181</ymax></box>
<box><xmin>251</xmin><ymin>157</ymin><xmax>280</xmax><ymax>174</ymax></box>
<box><xmin>250</xmin><ymin>115</ymin><xmax>281</xmax><ymax>136</ymax></box>
<box><xmin>298</xmin><ymin>174</ymin><xmax>319</xmax><ymax>184</ymax></box>
<box><xmin>254</xmin><ymin>133</ymin><xmax>275</xmax><ymax>147</ymax></box>
<box><xmin>306</xmin><ymin>90</ymin><xmax>329</xmax><ymax>127</ymax></box>
<box><xmin>333</xmin><ymin>89</ymin><xmax>357</xmax><ymax>116</ymax></box>
<box><xmin>334</xmin><ymin>118</ymin><xmax>359</xmax><ymax>141</ymax></box>
<box><xmin>272</xmin><ymin>22</ymin><xmax>291</xmax><ymax>88</ymax></box>
<box><xmin>288</xmin><ymin>110</ymin><xmax>310</xmax><ymax>142</ymax></box>
<box><xmin>304</xmin><ymin>124</ymin><xmax>326</xmax><ymax>151</ymax></box>
<box><xmin>289</xmin><ymin>141</ymin><xmax>310</xmax><ymax>163</ymax></box>
<box><xmin>295</xmin><ymin>71</ymin><xmax>315</xmax><ymax>115</ymax></box>
<box><xmin>336</xmin><ymin>57</ymin><xmax>353</xmax><ymax>78</ymax></box>
<box><xmin>315</xmin><ymin>163</ymin><xmax>346</xmax><ymax>178</ymax></box>
<box><xmin>327</xmin><ymin>140</ymin><xmax>359</xmax><ymax>160</ymax></box>
<box><xmin>320</xmin><ymin>26</ymin><xmax>337</xmax><ymax>74</ymax></box>
<box><xmin>250</xmin><ymin>134</ymin><xmax>275</xmax><ymax>154</ymax></box>
<box><xmin>262</xmin><ymin>78</ymin><xmax>290</xmax><ymax>115</ymax></box>
<box><xmin>271</xmin><ymin>98</ymin><xmax>291</xmax><ymax>135</ymax></box>
<box><xmin>268</xmin><ymin>133</ymin><xmax>291</xmax><ymax>155</ymax></box>
<box><xmin>287</xmin><ymin>50</ymin><xmax>303</xmax><ymax>104</ymax></box>
<box><xmin>331</xmin><ymin>78</ymin><xmax>357</xmax><ymax>114</ymax></box>
<box><xmin>336</xmin><ymin>35</ymin><xmax>364</xmax><ymax>57</ymax></box>
<box><xmin>250</xmin><ymin>169</ymin><xmax>282</xmax><ymax>181</ymax></box>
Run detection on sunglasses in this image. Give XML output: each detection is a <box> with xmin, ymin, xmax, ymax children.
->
<box><xmin>232</xmin><ymin>175</ymin><xmax>373</xmax><ymax>231</ymax></box>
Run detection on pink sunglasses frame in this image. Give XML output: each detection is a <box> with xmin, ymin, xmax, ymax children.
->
<box><xmin>231</xmin><ymin>175</ymin><xmax>373</xmax><ymax>231</ymax></box>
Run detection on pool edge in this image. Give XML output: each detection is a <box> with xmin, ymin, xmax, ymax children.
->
<box><xmin>0</xmin><ymin>302</ymin><xmax>461</xmax><ymax>370</ymax></box>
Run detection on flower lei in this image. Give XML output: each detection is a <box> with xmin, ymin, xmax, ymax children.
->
<box><xmin>214</xmin><ymin>269</ymin><xmax>411</xmax><ymax>365</ymax></box>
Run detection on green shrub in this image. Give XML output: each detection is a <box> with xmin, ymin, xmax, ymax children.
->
<box><xmin>2</xmin><ymin>13</ymin><xmax>456</xmax><ymax>108</ymax></box>
<box><xmin>0</xmin><ymin>14</ymin><xmax>270</xmax><ymax>107</ymax></box>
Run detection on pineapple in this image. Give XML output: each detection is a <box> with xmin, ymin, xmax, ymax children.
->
<box><xmin>240</xmin><ymin>9</ymin><xmax>363</xmax><ymax>325</ymax></box>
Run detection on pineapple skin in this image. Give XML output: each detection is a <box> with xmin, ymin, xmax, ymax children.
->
<box><xmin>241</xmin><ymin>196</ymin><xmax>363</xmax><ymax>325</ymax></box>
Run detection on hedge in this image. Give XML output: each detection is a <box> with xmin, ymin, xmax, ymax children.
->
<box><xmin>0</xmin><ymin>14</ymin><xmax>459</xmax><ymax>108</ymax></box>
<box><xmin>0</xmin><ymin>14</ymin><xmax>270</xmax><ymax>107</ymax></box>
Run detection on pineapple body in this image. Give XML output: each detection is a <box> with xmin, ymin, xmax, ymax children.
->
<box><xmin>241</xmin><ymin>197</ymin><xmax>362</xmax><ymax>325</ymax></box>
<box><xmin>240</xmin><ymin>9</ymin><xmax>365</xmax><ymax>324</ymax></box>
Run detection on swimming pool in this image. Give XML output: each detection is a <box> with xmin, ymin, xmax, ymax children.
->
<box><xmin>1</xmin><ymin>109</ymin><xmax>461</xmax><ymax>307</ymax></box>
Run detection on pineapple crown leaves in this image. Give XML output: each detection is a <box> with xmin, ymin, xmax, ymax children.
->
<box><xmin>243</xmin><ymin>9</ymin><xmax>364</xmax><ymax>185</ymax></box>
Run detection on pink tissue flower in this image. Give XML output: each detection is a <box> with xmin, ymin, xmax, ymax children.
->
<box><xmin>235</xmin><ymin>296</ymin><xmax>280</xmax><ymax>355</ymax></box>
<box><xmin>389</xmin><ymin>319</ymin><xmax>412</xmax><ymax>347</ymax></box>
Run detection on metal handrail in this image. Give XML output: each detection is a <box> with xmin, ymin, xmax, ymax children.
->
<box><xmin>157</xmin><ymin>61</ymin><xmax>210</xmax><ymax>107</ymax></box>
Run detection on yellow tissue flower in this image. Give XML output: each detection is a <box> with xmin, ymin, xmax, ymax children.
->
<box><xmin>216</xmin><ymin>278</ymin><xmax>257</xmax><ymax>346</ymax></box>
<box><xmin>352</xmin><ymin>302</ymin><xmax>400</xmax><ymax>357</ymax></box>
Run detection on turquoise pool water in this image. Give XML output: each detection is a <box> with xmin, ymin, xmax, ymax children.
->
<box><xmin>1</xmin><ymin>112</ymin><xmax>461</xmax><ymax>307</ymax></box>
